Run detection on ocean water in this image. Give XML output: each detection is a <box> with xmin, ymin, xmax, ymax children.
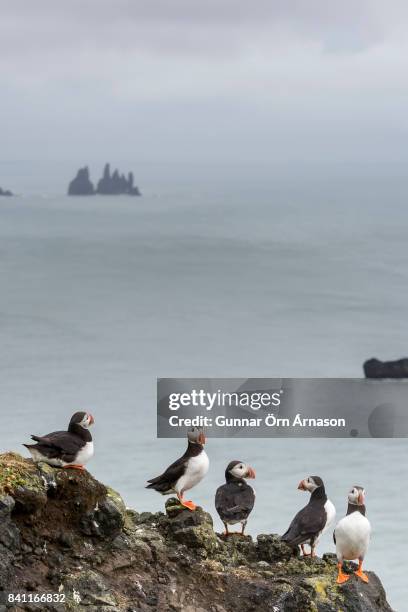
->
<box><xmin>0</xmin><ymin>161</ymin><xmax>407</xmax><ymax>610</ymax></box>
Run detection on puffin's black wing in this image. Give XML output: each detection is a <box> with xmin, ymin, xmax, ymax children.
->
<box><xmin>24</xmin><ymin>430</ymin><xmax>84</xmax><ymax>463</ymax></box>
<box><xmin>146</xmin><ymin>454</ymin><xmax>188</xmax><ymax>493</ymax></box>
<box><xmin>281</xmin><ymin>503</ymin><xmax>326</xmax><ymax>547</ymax></box>
<box><xmin>215</xmin><ymin>481</ymin><xmax>255</xmax><ymax>523</ymax></box>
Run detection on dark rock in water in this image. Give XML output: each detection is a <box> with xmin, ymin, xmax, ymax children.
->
<box><xmin>364</xmin><ymin>357</ymin><xmax>408</xmax><ymax>378</ymax></box>
<box><xmin>96</xmin><ymin>163</ymin><xmax>141</xmax><ymax>196</ymax></box>
<box><xmin>67</xmin><ymin>163</ymin><xmax>141</xmax><ymax>196</ymax></box>
<box><xmin>0</xmin><ymin>452</ymin><xmax>394</xmax><ymax>612</ymax></box>
<box><xmin>67</xmin><ymin>166</ymin><xmax>95</xmax><ymax>195</ymax></box>
<box><xmin>0</xmin><ymin>186</ymin><xmax>13</xmax><ymax>196</ymax></box>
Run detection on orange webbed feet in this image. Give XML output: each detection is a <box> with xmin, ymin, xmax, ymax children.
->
<box><xmin>336</xmin><ymin>563</ymin><xmax>350</xmax><ymax>584</ymax></box>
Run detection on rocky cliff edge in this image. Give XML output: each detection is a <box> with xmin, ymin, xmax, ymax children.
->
<box><xmin>0</xmin><ymin>453</ymin><xmax>393</xmax><ymax>612</ymax></box>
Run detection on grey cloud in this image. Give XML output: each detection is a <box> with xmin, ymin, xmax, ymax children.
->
<box><xmin>0</xmin><ymin>0</ymin><xmax>397</xmax><ymax>59</ymax></box>
<box><xmin>1</xmin><ymin>1</ymin><xmax>408</xmax><ymax>165</ymax></box>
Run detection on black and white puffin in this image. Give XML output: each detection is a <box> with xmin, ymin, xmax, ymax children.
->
<box><xmin>23</xmin><ymin>411</ymin><xmax>94</xmax><ymax>470</ymax></box>
<box><xmin>215</xmin><ymin>460</ymin><xmax>256</xmax><ymax>536</ymax></box>
<box><xmin>334</xmin><ymin>485</ymin><xmax>371</xmax><ymax>584</ymax></box>
<box><xmin>146</xmin><ymin>427</ymin><xmax>209</xmax><ymax>511</ymax></box>
<box><xmin>281</xmin><ymin>476</ymin><xmax>336</xmax><ymax>557</ymax></box>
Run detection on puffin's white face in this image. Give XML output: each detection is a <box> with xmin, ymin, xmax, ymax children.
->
<box><xmin>348</xmin><ymin>486</ymin><xmax>365</xmax><ymax>506</ymax></box>
<box><xmin>298</xmin><ymin>476</ymin><xmax>320</xmax><ymax>493</ymax></box>
<box><xmin>229</xmin><ymin>462</ymin><xmax>256</xmax><ymax>479</ymax></box>
<box><xmin>79</xmin><ymin>413</ymin><xmax>95</xmax><ymax>429</ymax></box>
<box><xmin>187</xmin><ymin>427</ymin><xmax>206</xmax><ymax>445</ymax></box>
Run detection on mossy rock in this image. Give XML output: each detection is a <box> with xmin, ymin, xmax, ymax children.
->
<box><xmin>0</xmin><ymin>453</ymin><xmax>394</xmax><ymax>612</ymax></box>
<box><xmin>303</xmin><ymin>575</ymin><xmax>344</xmax><ymax>608</ymax></box>
<box><xmin>0</xmin><ymin>452</ymin><xmax>44</xmax><ymax>496</ymax></box>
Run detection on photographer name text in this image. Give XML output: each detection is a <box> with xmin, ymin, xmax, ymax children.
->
<box><xmin>167</xmin><ymin>414</ymin><xmax>346</xmax><ymax>429</ymax></box>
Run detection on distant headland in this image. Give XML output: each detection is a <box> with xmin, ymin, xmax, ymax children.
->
<box><xmin>0</xmin><ymin>186</ymin><xmax>13</xmax><ymax>196</ymax></box>
<box><xmin>68</xmin><ymin>163</ymin><xmax>141</xmax><ymax>196</ymax></box>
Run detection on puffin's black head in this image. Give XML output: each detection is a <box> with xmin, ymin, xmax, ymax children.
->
<box><xmin>298</xmin><ymin>475</ymin><xmax>324</xmax><ymax>493</ymax></box>
<box><xmin>348</xmin><ymin>485</ymin><xmax>365</xmax><ymax>506</ymax></box>
<box><xmin>187</xmin><ymin>427</ymin><xmax>206</xmax><ymax>445</ymax></box>
<box><xmin>225</xmin><ymin>460</ymin><xmax>256</xmax><ymax>482</ymax></box>
<box><xmin>69</xmin><ymin>411</ymin><xmax>95</xmax><ymax>430</ymax></box>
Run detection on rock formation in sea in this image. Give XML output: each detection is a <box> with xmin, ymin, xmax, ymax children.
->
<box><xmin>0</xmin><ymin>186</ymin><xmax>13</xmax><ymax>196</ymax></box>
<box><xmin>67</xmin><ymin>166</ymin><xmax>95</xmax><ymax>196</ymax></box>
<box><xmin>364</xmin><ymin>357</ymin><xmax>408</xmax><ymax>378</ymax></box>
<box><xmin>96</xmin><ymin>163</ymin><xmax>141</xmax><ymax>196</ymax></box>
<box><xmin>0</xmin><ymin>452</ymin><xmax>393</xmax><ymax>611</ymax></box>
<box><xmin>67</xmin><ymin>164</ymin><xmax>141</xmax><ymax>196</ymax></box>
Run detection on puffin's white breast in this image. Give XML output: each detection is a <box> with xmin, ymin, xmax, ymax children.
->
<box><xmin>335</xmin><ymin>511</ymin><xmax>371</xmax><ymax>561</ymax></box>
<box><xmin>71</xmin><ymin>441</ymin><xmax>94</xmax><ymax>466</ymax></box>
<box><xmin>175</xmin><ymin>450</ymin><xmax>209</xmax><ymax>494</ymax></box>
<box><xmin>323</xmin><ymin>499</ymin><xmax>336</xmax><ymax>532</ymax></box>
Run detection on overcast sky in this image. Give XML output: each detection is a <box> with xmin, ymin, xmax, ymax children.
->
<box><xmin>1</xmin><ymin>1</ymin><xmax>408</xmax><ymax>166</ymax></box>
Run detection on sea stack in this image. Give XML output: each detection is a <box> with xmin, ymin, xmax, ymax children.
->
<box><xmin>67</xmin><ymin>166</ymin><xmax>95</xmax><ymax>195</ymax></box>
<box><xmin>363</xmin><ymin>357</ymin><xmax>408</xmax><ymax>378</ymax></box>
<box><xmin>67</xmin><ymin>164</ymin><xmax>141</xmax><ymax>196</ymax></box>
<box><xmin>96</xmin><ymin>163</ymin><xmax>141</xmax><ymax>196</ymax></box>
<box><xmin>0</xmin><ymin>186</ymin><xmax>13</xmax><ymax>196</ymax></box>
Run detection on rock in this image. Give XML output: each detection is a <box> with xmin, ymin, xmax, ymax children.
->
<box><xmin>67</xmin><ymin>166</ymin><xmax>95</xmax><ymax>195</ymax></box>
<box><xmin>0</xmin><ymin>453</ymin><xmax>394</xmax><ymax>611</ymax></box>
<box><xmin>0</xmin><ymin>187</ymin><xmax>13</xmax><ymax>196</ymax></box>
<box><xmin>81</xmin><ymin>495</ymin><xmax>124</xmax><ymax>537</ymax></box>
<box><xmin>63</xmin><ymin>569</ymin><xmax>117</xmax><ymax>607</ymax></box>
<box><xmin>165</xmin><ymin>497</ymin><xmax>218</xmax><ymax>554</ymax></box>
<box><xmin>363</xmin><ymin>357</ymin><xmax>408</xmax><ymax>378</ymax></box>
<box><xmin>257</xmin><ymin>533</ymin><xmax>294</xmax><ymax>563</ymax></box>
<box><xmin>0</xmin><ymin>494</ymin><xmax>20</xmax><ymax>588</ymax></box>
<box><xmin>67</xmin><ymin>164</ymin><xmax>141</xmax><ymax>196</ymax></box>
<box><xmin>96</xmin><ymin>163</ymin><xmax>141</xmax><ymax>196</ymax></box>
<box><xmin>335</xmin><ymin>571</ymin><xmax>392</xmax><ymax>611</ymax></box>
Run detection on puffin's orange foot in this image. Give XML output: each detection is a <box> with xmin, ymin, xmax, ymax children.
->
<box><xmin>355</xmin><ymin>569</ymin><xmax>369</xmax><ymax>583</ymax></box>
<box><xmin>336</xmin><ymin>562</ymin><xmax>350</xmax><ymax>584</ymax></box>
<box><xmin>64</xmin><ymin>464</ymin><xmax>85</xmax><ymax>471</ymax></box>
<box><xmin>179</xmin><ymin>499</ymin><xmax>197</xmax><ymax>511</ymax></box>
<box><xmin>337</xmin><ymin>572</ymin><xmax>350</xmax><ymax>584</ymax></box>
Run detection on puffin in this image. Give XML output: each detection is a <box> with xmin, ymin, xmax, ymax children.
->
<box><xmin>281</xmin><ymin>476</ymin><xmax>336</xmax><ymax>557</ymax></box>
<box><xmin>146</xmin><ymin>427</ymin><xmax>209</xmax><ymax>511</ymax></box>
<box><xmin>215</xmin><ymin>460</ymin><xmax>256</xmax><ymax>536</ymax></box>
<box><xmin>24</xmin><ymin>411</ymin><xmax>94</xmax><ymax>470</ymax></box>
<box><xmin>334</xmin><ymin>485</ymin><xmax>371</xmax><ymax>584</ymax></box>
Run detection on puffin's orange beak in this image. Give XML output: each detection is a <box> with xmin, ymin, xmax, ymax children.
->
<box><xmin>298</xmin><ymin>479</ymin><xmax>307</xmax><ymax>491</ymax></box>
<box><xmin>88</xmin><ymin>413</ymin><xmax>95</xmax><ymax>425</ymax></box>
<box><xmin>198</xmin><ymin>431</ymin><xmax>206</xmax><ymax>445</ymax></box>
<box><xmin>358</xmin><ymin>491</ymin><xmax>365</xmax><ymax>505</ymax></box>
<box><xmin>246</xmin><ymin>466</ymin><xmax>256</xmax><ymax>479</ymax></box>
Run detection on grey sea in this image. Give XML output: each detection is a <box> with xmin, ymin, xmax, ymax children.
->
<box><xmin>1</xmin><ymin>161</ymin><xmax>407</xmax><ymax>610</ymax></box>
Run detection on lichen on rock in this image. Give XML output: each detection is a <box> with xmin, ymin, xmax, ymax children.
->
<box><xmin>0</xmin><ymin>452</ymin><xmax>394</xmax><ymax>611</ymax></box>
